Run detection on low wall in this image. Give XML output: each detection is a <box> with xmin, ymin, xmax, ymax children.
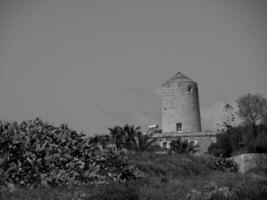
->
<box><xmin>182</xmin><ymin>135</ymin><xmax>216</xmax><ymax>155</ymax></box>
<box><xmin>231</xmin><ymin>153</ymin><xmax>267</xmax><ymax>173</ymax></box>
<box><xmin>152</xmin><ymin>131</ymin><xmax>219</xmax><ymax>154</ymax></box>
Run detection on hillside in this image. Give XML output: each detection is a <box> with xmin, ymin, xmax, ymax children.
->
<box><xmin>1</xmin><ymin>152</ymin><xmax>266</xmax><ymax>200</ymax></box>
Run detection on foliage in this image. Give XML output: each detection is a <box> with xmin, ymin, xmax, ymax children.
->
<box><xmin>208</xmin><ymin>94</ymin><xmax>267</xmax><ymax>156</ymax></box>
<box><xmin>208</xmin><ymin>104</ymin><xmax>242</xmax><ymax>157</ymax></box>
<box><xmin>108</xmin><ymin>126</ymin><xmax>126</xmax><ymax>150</ymax></box>
<box><xmin>108</xmin><ymin>124</ymin><xmax>157</xmax><ymax>152</ymax></box>
<box><xmin>219</xmin><ymin>104</ymin><xmax>238</xmax><ymax>130</ymax></box>
<box><xmin>208</xmin><ymin>139</ymin><xmax>231</xmax><ymax>158</ymax></box>
<box><xmin>0</xmin><ymin>152</ymin><xmax>266</xmax><ymax>200</ymax></box>
<box><xmin>128</xmin><ymin>152</ymin><xmax>213</xmax><ymax>178</ymax></box>
<box><xmin>209</xmin><ymin>125</ymin><xmax>267</xmax><ymax>156</ymax></box>
<box><xmin>236</xmin><ymin>93</ymin><xmax>267</xmax><ymax>125</ymax></box>
<box><xmin>236</xmin><ymin>93</ymin><xmax>267</xmax><ymax>136</ymax></box>
<box><xmin>133</xmin><ymin>132</ymin><xmax>157</xmax><ymax>152</ymax></box>
<box><xmin>0</xmin><ymin>118</ymin><xmax>141</xmax><ymax>187</ymax></box>
<box><xmin>89</xmin><ymin>134</ymin><xmax>111</xmax><ymax>149</ymax></box>
<box><xmin>186</xmin><ymin>179</ymin><xmax>267</xmax><ymax>200</ymax></box>
<box><xmin>130</xmin><ymin>153</ymin><xmax>266</xmax><ymax>200</ymax></box>
<box><xmin>169</xmin><ymin>138</ymin><xmax>199</xmax><ymax>154</ymax></box>
<box><xmin>208</xmin><ymin>123</ymin><xmax>267</xmax><ymax>157</ymax></box>
<box><xmin>206</xmin><ymin>156</ymin><xmax>238</xmax><ymax>173</ymax></box>
<box><xmin>208</xmin><ymin>128</ymin><xmax>241</xmax><ymax>158</ymax></box>
<box><xmin>247</xmin><ymin>131</ymin><xmax>267</xmax><ymax>153</ymax></box>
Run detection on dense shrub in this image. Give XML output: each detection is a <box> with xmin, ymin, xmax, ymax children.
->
<box><xmin>208</xmin><ymin>124</ymin><xmax>267</xmax><ymax>157</ymax></box>
<box><xmin>206</xmin><ymin>156</ymin><xmax>238</xmax><ymax>173</ymax></box>
<box><xmin>186</xmin><ymin>182</ymin><xmax>267</xmax><ymax>200</ymax></box>
<box><xmin>207</xmin><ymin>134</ymin><xmax>233</xmax><ymax>158</ymax></box>
<box><xmin>185</xmin><ymin>171</ymin><xmax>267</xmax><ymax>200</ymax></box>
<box><xmin>247</xmin><ymin>132</ymin><xmax>267</xmax><ymax>153</ymax></box>
<box><xmin>208</xmin><ymin>127</ymin><xmax>244</xmax><ymax>158</ymax></box>
<box><xmin>0</xmin><ymin>152</ymin><xmax>266</xmax><ymax>200</ymax></box>
<box><xmin>0</xmin><ymin>119</ymin><xmax>141</xmax><ymax>187</ymax></box>
<box><xmin>169</xmin><ymin>138</ymin><xmax>199</xmax><ymax>154</ymax></box>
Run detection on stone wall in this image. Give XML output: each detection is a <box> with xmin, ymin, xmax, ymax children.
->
<box><xmin>152</xmin><ymin>131</ymin><xmax>218</xmax><ymax>154</ymax></box>
<box><xmin>180</xmin><ymin>135</ymin><xmax>217</xmax><ymax>154</ymax></box>
<box><xmin>231</xmin><ymin>153</ymin><xmax>267</xmax><ymax>173</ymax></box>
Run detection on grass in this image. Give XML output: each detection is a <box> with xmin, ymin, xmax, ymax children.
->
<box><xmin>128</xmin><ymin>152</ymin><xmax>213</xmax><ymax>178</ymax></box>
<box><xmin>1</xmin><ymin>152</ymin><xmax>267</xmax><ymax>200</ymax></box>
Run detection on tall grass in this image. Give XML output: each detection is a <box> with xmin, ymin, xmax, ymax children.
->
<box><xmin>1</xmin><ymin>152</ymin><xmax>266</xmax><ymax>200</ymax></box>
<box><xmin>127</xmin><ymin>152</ymin><xmax>214</xmax><ymax>178</ymax></box>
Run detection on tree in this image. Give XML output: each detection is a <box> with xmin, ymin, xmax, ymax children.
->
<box><xmin>123</xmin><ymin>124</ymin><xmax>141</xmax><ymax>150</ymax></box>
<box><xmin>108</xmin><ymin>126</ymin><xmax>125</xmax><ymax>150</ymax></box>
<box><xmin>133</xmin><ymin>131</ymin><xmax>157</xmax><ymax>152</ymax></box>
<box><xmin>220</xmin><ymin>104</ymin><xmax>238</xmax><ymax>131</ymax></box>
<box><xmin>108</xmin><ymin>124</ymin><xmax>156</xmax><ymax>152</ymax></box>
<box><xmin>208</xmin><ymin>104</ymin><xmax>244</xmax><ymax>157</ymax></box>
<box><xmin>236</xmin><ymin>93</ymin><xmax>267</xmax><ymax>137</ymax></box>
<box><xmin>89</xmin><ymin>135</ymin><xmax>110</xmax><ymax>149</ymax></box>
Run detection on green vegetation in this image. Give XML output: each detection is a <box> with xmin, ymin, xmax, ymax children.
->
<box><xmin>0</xmin><ymin>119</ymin><xmax>140</xmax><ymax>187</ymax></box>
<box><xmin>108</xmin><ymin>124</ymin><xmax>157</xmax><ymax>152</ymax></box>
<box><xmin>169</xmin><ymin>138</ymin><xmax>199</xmax><ymax>154</ymax></box>
<box><xmin>1</xmin><ymin>92</ymin><xmax>267</xmax><ymax>200</ymax></box>
<box><xmin>1</xmin><ymin>152</ymin><xmax>266</xmax><ymax>200</ymax></box>
<box><xmin>208</xmin><ymin>93</ymin><xmax>267</xmax><ymax>157</ymax></box>
<box><xmin>236</xmin><ymin>93</ymin><xmax>267</xmax><ymax>137</ymax></box>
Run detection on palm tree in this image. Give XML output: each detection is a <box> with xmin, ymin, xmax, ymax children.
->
<box><xmin>108</xmin><ymin>126</ymin><xmax>125</xmax><ymax>150</ymax></box>
<box><xmin>122</xmin><ymin>124</ymin><xmax>140</xmax><ymax>150</ymax></box>
<box><xmin>108</xmin><ymin>124</ymin><xmax>157</xmax><ymax>152</ymax></box>
<box><xmin>134</xmin><ymin>131</ymin><xmax>157</xmax><ymax>152</ymax></box>
<box><xmin>123</xmin><ymin>124</ymin><xmax>157</xmax><ymax>152</ymax></box>
<box><xmin>89</xmin><ymin>135</ymin><xmax>110</xmax><ymax>149</ymax></box>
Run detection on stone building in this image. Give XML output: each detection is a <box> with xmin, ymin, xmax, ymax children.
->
<box><xmin>151</xmin><ymin>72</ymin><xmax>219</xmax><ymax>154</ymax></box>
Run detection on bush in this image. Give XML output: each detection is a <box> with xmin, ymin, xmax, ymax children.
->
<box><xmin>207</xmin><ymin>128</ymin><xmax>244</xmax><ymax>158</ymax></box>
<box><xmin>0</xmin><ymin>118</ymin><xmax>140</xmax><ymax>187</ymax></box>
<box><xmin>0</xmin><ymin>152</ymin><xmax>266</xmax><ymax>200</ymax></box>
<box><xmin>186</xmin><ymin>182</ymin><xmax>267</xmax><ymax>200</ymax></box>
<box><xmin>186</xmin><ymin>172</ymin><xmax>267</xmax><ymax>200</ymax></box>
<box><xmin>0</xmin><ymin>182</ymin><xmax>141</xmax><ymax>200</ymax></box>
<box><xmin>208</xmin><ymin>123</ymin><xmax>267</xmax><ymax>157</ymax></box>
<box><xmin>206</xmin><ymin>156</ymin><xmax>238</xmax><ymax>173</ymax></box>
<box><xmin>248</xmin><ymin>132</ymin><xmax>267</xmax><ymax>153</ymax></box>
<box><xmin>169</xmin><ymin>138</ymin><xmax>199</xmax><ymax>154</ymax></box>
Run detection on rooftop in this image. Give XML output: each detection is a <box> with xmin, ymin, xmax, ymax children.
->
<box><xmin>162</xmin><ymin>72</ymin><xmax>196</xmax><ymax>87</ymax></box>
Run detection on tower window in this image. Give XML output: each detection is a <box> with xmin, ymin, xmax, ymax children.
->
<box><xmin>176</xmin><ymin>123</ymin><xmax>182</xmax><ymax>132</ymax></box>
<box><xmin>188</xmin><ymin>86</ymin><xmax>192</xmax><ymax>92</ymax></box>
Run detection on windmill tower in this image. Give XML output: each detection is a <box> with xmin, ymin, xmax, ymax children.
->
<box><xmin>161</xmin><ymin>72</ymin><xmax>201</xmax><ymax>133</ymax></box>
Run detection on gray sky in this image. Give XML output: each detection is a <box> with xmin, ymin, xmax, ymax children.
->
<box><xmin>0</xmin><ymin>0</ymin><xmax>266</xmax><ymax>135</ymax></box>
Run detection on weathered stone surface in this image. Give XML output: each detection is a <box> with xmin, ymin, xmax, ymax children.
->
<box><xmin>231</xmin><ymin>153</ymin><xmax>267</xmax><ymax>173</ymax></box>
<box><xmin>158</xmin><ymin>72</ymin><xmax>219</xmax><ymax>154</ymax></box>
<box><xmin>152</xmin><ymin>131</ymin><xmax>219</xmax><ymax>154</ymax></box>
<box><xmin>161</xmin><ymin>72</ymin><xmax>201</xmax><ymax>133</ymax></box>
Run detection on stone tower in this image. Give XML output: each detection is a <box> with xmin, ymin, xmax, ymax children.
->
<box><xmin>161</xmin><ymin>72</ymin><xmax>201</xmax><ymax>133</ymax></box>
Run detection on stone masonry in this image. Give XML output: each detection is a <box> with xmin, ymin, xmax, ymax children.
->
<box><xmin>152</xmin><ymin>72</ymin><xmax>219</xmax><ymax>154</ymax></box>
<box><xmin>161</xmin><ymin>72</ymin><xmax>201</xmax><ymax>133</ymax></box>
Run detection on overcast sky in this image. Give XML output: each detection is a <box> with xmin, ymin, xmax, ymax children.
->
<box><xmin>0</xmin><ymin>0</ymin><xmax>266</xmax><ymax>135</ymax></box>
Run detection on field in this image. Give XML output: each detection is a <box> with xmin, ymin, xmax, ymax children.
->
<box><xmin>1</xmin><ymin>152</ymin><xmax>267</xmax><ymax>200</ymax></box>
